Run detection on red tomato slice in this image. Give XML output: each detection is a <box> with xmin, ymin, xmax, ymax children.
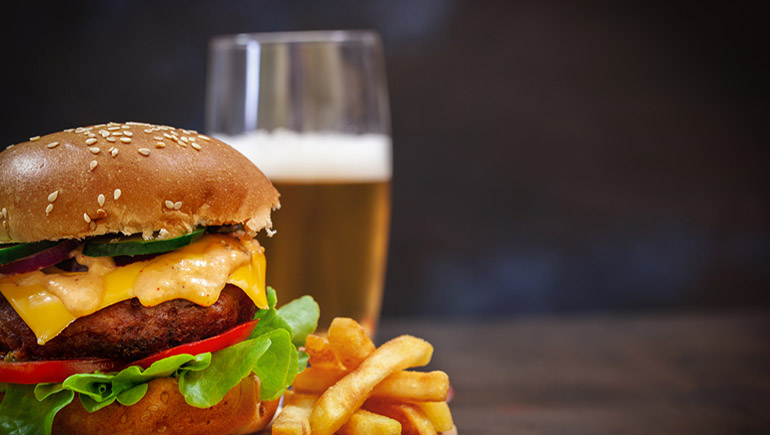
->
<box><xmin>129</xmin><ymin>319</ymin><xmax>258</xmax><ymax>369</ymax></box>
<box><xmin>0</xmin><ymin>358</ymin><xmax>123</xmax><ymax>384</ymax></box>
<box><xmin>0</xmin><ymin>319</ymin><xmax>258</xmax><ymax>384</ymax></box>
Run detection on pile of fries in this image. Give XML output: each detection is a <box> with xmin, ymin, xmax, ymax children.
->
<box><xmin>272</xmin><ymin>317</ymin><xmax>455</xmax><ymax>435</ymax></box>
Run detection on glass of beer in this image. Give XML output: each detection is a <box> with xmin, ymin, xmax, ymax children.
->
<box><xmin>205</xmin><ymin>31</ymin><xmax>391</xmax><ymax>336</ymax></box>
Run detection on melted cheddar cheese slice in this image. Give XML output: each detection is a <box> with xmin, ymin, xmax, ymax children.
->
<box><xmin>0</xmin><ymin>234</ymin><xmax>267</xmax><ymax>345</ymax></box>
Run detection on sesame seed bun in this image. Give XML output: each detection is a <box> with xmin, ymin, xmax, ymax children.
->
<box><xmin>51</xmin><ymin>374</ymin><xmax>280</xmax><ymax>435</ymax></box>
<box><xmin>0</xmin><ymin>121</ymin><xmax>280</xmax><ymax>243</ymax></box>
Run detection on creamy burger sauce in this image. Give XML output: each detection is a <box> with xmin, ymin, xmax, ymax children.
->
<box><xmin>0</xmin><ymin>234</ymin><xmax>267</xmax><ymax>344</ymax></box>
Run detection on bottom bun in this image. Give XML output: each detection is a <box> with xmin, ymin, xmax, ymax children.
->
<box><xmin>53</xmin><ymin>374</ymin><xmax>280</xmax><ymax>435</ymax></box>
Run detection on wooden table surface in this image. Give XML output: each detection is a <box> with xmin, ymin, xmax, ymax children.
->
<box><xmin>377</xmin><ymin>309</ymin><xmax>770</xmax><ymax>435</ymax></box>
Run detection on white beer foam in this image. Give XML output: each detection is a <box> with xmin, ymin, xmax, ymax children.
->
<box><xmin>214</xmin><ymin>130</ymin><xmax>392</xmax><ymax>182</ymax></box>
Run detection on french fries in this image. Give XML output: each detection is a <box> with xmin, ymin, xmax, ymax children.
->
<box><xmin>327</xmin><ymin>317</ymin><xmax>377</xmax><ymax>369</ymax></box>
<box><xmin>363</xmin><ymin>399</ymin><xmax>437</xmax><ymax>435</ymax></box>
<box><xmin>294</xmin><ymin>367</ymin><xmax>449</xmax><ymax>402</ymax></box>
<box><xmin>274</xmin><ymin>317</ymin><xmax>455</xmax><ymax>435</ymax></box>
<box><xmin>310</xmin><ymin>335</ymin><xmax>433</xmax><ymax>435</ymax></box>
<box><xmin>272</xmin><ymin>391</ymin><xmax>316</xmax><ymax>435</ymax></box>
<box><xmin>338</xmin><ymin>409</ymin><xmax>402</xmax><ymax>435</ymax></box>
<box><xmin>412</xmin><ymin>401</ymin><xmax>454</xmax><ymax>432</ymax></box>
<box><xmin>305</xmin><ymin>335</ymin><xmax>344</xmax><ymax>369</ymax></box>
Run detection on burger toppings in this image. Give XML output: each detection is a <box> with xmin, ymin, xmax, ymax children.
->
<box><xmin>0</xmin><ymin>318</ymin><xmax>259</xmax><ymax>384</ymax></box>
<box><xmin>0</xmin><ymin>233</ymin><xmax>268</xmax><ymax>345</ymax></box>
<box><xmin>0</xmin><ymin>289</ymin><xmax>319</xmax><ymax>435</ymax></box>
<box><xmin>81</xmin><ymin>227</ymin><xmax>205</xmax><ymax>257</ymax></box>
<box><xmin>0</xmin><ymin>241</ymin><xmax>59</xmax><ymax>265</ymax></box>
<box><xmin>0</xmin><ymin>240</ymin><xmax>78</xmax><ymax>276</ymax></box>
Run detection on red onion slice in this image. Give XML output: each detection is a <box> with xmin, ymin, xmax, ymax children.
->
<box><xmin>0</xmin><ymin>240</ymin><xmax>79</xmax><ymax>275</ymax></box>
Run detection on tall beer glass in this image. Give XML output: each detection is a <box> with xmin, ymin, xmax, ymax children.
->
<box><xmin>206</xmin><ymin>31</ymin><xmax>391</xmax><ymax>336</ymax></box>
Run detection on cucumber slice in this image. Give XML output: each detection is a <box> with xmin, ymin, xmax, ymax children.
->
<box><xmin>82</xmin><ymin>228</ymin><xmax>206</xmax><ymax>257</ymax></box>
<box><xmin>0</xmin><ymin>241</ymin><xmax>57</xmax><ymax>265</ymax></box>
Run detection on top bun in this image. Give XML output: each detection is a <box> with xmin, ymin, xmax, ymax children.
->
<box><xmin>0</xmin><ymin>122</ymin><xmax>280</xmax><ymax>243</ymax></box>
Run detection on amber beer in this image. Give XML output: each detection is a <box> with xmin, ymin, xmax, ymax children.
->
<box><xmin>223</xmin><ymin>131</ymin><xmax>391</xmax><ymax>335</ymax></box>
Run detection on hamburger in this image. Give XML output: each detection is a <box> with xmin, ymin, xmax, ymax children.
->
<box><xmin>0</xmin><ymin>122</ymin><xmax>319</xmax><ymax>434</ymax></box>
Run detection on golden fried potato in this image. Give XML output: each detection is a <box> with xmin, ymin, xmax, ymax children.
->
<box><xmin>338</xmin><ymin>409</ymin><xmax>402</xmax><ymax>435</ymax></box>
<box><xmin>327</xmin><ymin>317</ymin><xmax>376</xmax><ymax>369</ymax></box>
<box><xmin>413</xmin><ymin>401</ymin><xmax>454</xmax><ymax>432</ymax></box>
<box><xmin>364</xmin><ymin>398</ymin><xmax>437</xmax><ymax>435</ymax></box>
<box><xmin>309</xmin><ymin>335</ymin><xmax>434</xmax><ymax>435</ymax></box>
<box><xmin>305</xmin><ymin>334</ymin><xmax>344</xmax><ymax>369</ymax></box>
<box><xmin>271</xmin><ymin>391</ymin><xmax>316</xmax><ymax>435</ymax></box>
<box><xmin>294</xmin><ymin>367</ymin><xmax>449</xmax><ymax>402</ymax></box>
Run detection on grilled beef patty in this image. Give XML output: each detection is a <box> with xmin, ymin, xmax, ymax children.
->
<box><xmin>0</xmin><ymin>284</ymin><xmax>256</xmax><ymax>362</ymax></box>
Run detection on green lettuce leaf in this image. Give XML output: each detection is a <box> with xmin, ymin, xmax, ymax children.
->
<box><xmin>0</xmin><ymin>289</ymin><xmax>318</xmax><ymax>435</ymax></box>
<box><xmin>278</xmin><ymin>295</ymin><xmax>320</xmax><ymax>348</ymax></box>
<box><xmin>179</xmin><ymin>336</ymin><xmax>271</xmax><ymax>407</ymax></box>
<box><xmin>0</xmin><ymin>384</ymin><xmax>74</xmax><ymax>435</ymax></box>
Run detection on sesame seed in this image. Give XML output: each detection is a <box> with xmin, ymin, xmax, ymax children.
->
<box><xmin>48</xmin><ymin>191</ymin><xmax>59</xmax><ymax>202</ymax></box>
<box><xmin>180</xmin><ymin>136</ymin><xmax>189</xmax><ymax>143</ymax></box>
<box><xmin>155</xmin><ymin>142</ymin><xmax>165</xmax><ymax>148</ymax></box>
<box><xmin>137</xmin><ymin>148</ymin><xmax>151</xmax><ymax>156</ymax></box>
<box><xmin>153</xmin><ymin>136</ymin><xmax>163</xmax><ymax>141</ymax></box>
<box><xmin>197</xmin><ymin>135</ymin><xmax>211</xmax><ymax>141</ymax></box>
<box><xmin>163</xmin><ymin>133</ymin><xmax>174</xmax><ymax>140</ymax></box>
<box><xmin>107</xmin><ymin>126</ymin><xmax>120</xmax><ymax>131</ymax></box>
<box><xmin>100</xmin><ymin>130</ymin><xmax>110</xmax><ymax>138</ymax></box>
<box><xmin>144</xmin><ymin>129</ymin><xmax>154</xmax><ymax>134</ymax></box>
<box><xmin>174</xmin><ymin>201</ymin><xmax>182</xmax><ymax>210</ymax></box>
<box><xmin>89</xmin><ymin>147</ymin><xmax>100</xmax><ymax>154</ymax></box>
<box><xmin>106</xmin><ymin>136</ymin><xmax>117</xmax><ymax>143</ymax></box>
<box><xmin>122</xmin><ymin>125</ymin><xmax>130</xmax><ymax>129</ymax></box>
<box><xmin>120</xmin><ymin>137</ymin><xmax>132</xmax><ymax>144</ymax></box>
<box><xmin>47</xmin><ymin>142</ymin><xmax>60</xmax><ymax>149</ymax></box>
<box><xmin>191</xmin><ymin>142</ymin><xmax>202</xmax><ymax>151</ymax></box>
<box><xmin>6</xmin><ymin>145</ymin><xmax>14</xmax><ymax>150</ymax></box>
<box><xmin>85</xmin><ymin>138</ymin><xmax>98</xmax><ymax>146</ymax></box>
<box><xmin>83</xmin><ymin>213</ymin><xmax>91</xmax><ymax>223</ymax></box>
<box><xmin>98</xmin><ymin>194</ymin><xmax>105</xmax><ymax>207</ymax></box>
<box><xmin>123</xmin><ymin>131</ymin><xmax>133</xmax><ymax>137</ymax></box>
<box><xmin>114</xmin><ymin>189</ymin><xmax>122</xmax><ymax>200</ymax></box>
<box><xmin>112</xmin><ymin>131</ymin><xmax>123</xmax><ymax>136</ymax></box>
<box><xmin>96</xmin><ymin>208</ymin><xmax>107</xmax><ymax>218</ymax></box>
<box><xmin>164</xmin><ymin>200</ymin><xmax>175</xmax><ymax>209</ymax></box>
<box><xmin>45</xmin><ymin>204</ymin><xmax>54</xmax><ymax>215</ymax></box>
<box><xmin>89</xmin><ymin>160</ymin><xmax>98</xmax><ymax>171</ymax></box>
<box><xmin>30</xmin><ymin>136</ymin><xmax>40</xmax><ymax>141</ymax></box>
<box><xmin>75</xmin><ymin>127</ymin><xmax>86</xmax><ymax>133</ymax></box>
<box><xmin>1</xmin><ymin>208</ymin><xmax>6</xmax><ymax>219</ymax></box>
<box><xmin>64</xmin><ymin>128</ymin><xmax>75</xmax><ymax>133</ymax></box>
<box><xmin>111</xmin><ymin>148</ymin><xmax>119</xmax><ymax>157</ymax></box>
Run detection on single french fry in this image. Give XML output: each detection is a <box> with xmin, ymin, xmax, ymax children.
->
<box><xmin>364</xmin><ymin>398</ymin><xmax>437</xmax><ymax>435</ymax></box>
<box><xmin>294</xmin><ymin>367</ymin><xmax>449</xmax><ymax>402</ymax></box>
<box><xmin>376</xmin><ymin>371</ymin><xmax>449</xmax><ymax>402</ymax></box>
<box><xmin>338</xmin><ymin>409</ymin><xmax>402</xmax><ymax>435</ymax></box>
<box><xmin>413</xmin><ymin>401</ymin><xmax>454</xmax><ymax>432</ymax></box>
<box><xmin>271</xmin><ymin>391</ymin><xmax>316</xmax><ymax>435</ymax></box>
<box><xmin>328</xmin><ymin>317</ymin><xmax>376</xmax><ymax>369</ymax></box>
<box><xmin>305</xmin><ymin>334</ymin><xmax>344</xmax><ymax>369</ymax></box>
<box><xmin>310</xmin><ymin>335</ymin><xmax>434</xmax><ymax>435</ymax></box>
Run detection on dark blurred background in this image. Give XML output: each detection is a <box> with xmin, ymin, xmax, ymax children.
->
<box><xmin>3</xmin><ymin>1</ymin><xmax>768</xmax><ymax>319</ymax></box>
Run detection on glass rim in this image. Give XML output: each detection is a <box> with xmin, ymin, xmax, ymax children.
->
<box><xmin>210</xmin><ymin>30</ymin><xmax>381</xmax><ymax>49</ymax></box>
